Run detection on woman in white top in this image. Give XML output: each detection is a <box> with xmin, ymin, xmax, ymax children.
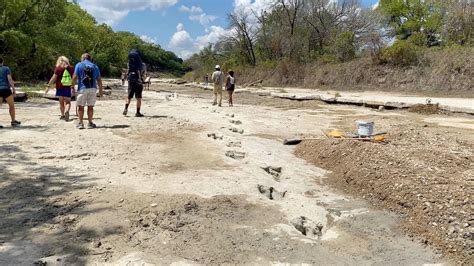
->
<box><xmin>225</xmin><ymin>70</ymin><xmax>235</xmax><ymax>107</ymax></box>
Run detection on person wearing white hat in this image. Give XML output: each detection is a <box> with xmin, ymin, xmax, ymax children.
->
<box><xmin>211</xmin><ymin>65</ymin><xmax>224</xmax><ymax>106</ymax></box>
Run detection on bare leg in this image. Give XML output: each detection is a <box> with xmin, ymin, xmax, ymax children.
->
<box><xmin>64</xmin><ymin>97</ymin><xmax>71</xmax><ymax>112</ymax></box>
<box><xmin>59</xmin><ymin>96</ymin><xmax>65</xmax><ymax>116</ymax></box>
<box><xmin>87</xmin><ymin>106</ymin><xmax>94</xmax><ymax>123</ymax></box>
<box><xmin>213</xmin><ymin>93</ymin><xmax>217</xmax><ymax>104</ymax></box>
<box><xmin>6</xmin><ymin>95</ymin><xmax>15</xmax><ymax>121</ymax></box>
<box><xmin>137</xmin><ymin>98</ymin><xmax>142</xmax><ymax>110</ymax></box>
<box><xmin>218</xmin><ymin>91</ymin><xmax>223</xmax><ymax>107</ymax></box>
<box><xmin>78</xmin><ymin>106</ymin><xmax>85</xmax><ymax>124</ymax></box>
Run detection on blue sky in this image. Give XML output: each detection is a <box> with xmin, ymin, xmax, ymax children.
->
<box><xmin>78</xmin><ymin>0</ymin><xmax>379</xmax><ymax>59</ymax></box>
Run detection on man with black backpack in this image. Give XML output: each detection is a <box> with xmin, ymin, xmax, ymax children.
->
<box><xmin>71</xmin><ymin>53</ymin><xmax>103</xmax><ymax>129</ymax></box>
<box><xmin>123</xmin><ymin>49</ymin><xmax>145</xmax><ymax>117</ymax></box>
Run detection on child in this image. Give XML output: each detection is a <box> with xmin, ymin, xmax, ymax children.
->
<box><xmin>225</xmin><ymin>70</ymin><xmax>235</xmax><ymax>107</ymax></box>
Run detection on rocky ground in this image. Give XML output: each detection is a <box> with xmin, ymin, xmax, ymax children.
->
<box><xmin>0</xmin><ymin>81</ymin><xmax>472</xmax><ymax>265</ymax></box>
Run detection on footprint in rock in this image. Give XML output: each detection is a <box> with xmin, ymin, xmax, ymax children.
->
<box><xmin>225</xmin><ymin>151</ymin><xmax>246</xmax><ymax>160</ymax></box>
<box><xmin>227</xmin><ymin>141</ymin><xmax>242</xmax><ymax>148</ymax></box>
<box><xmin>257</xmin><ymin>185</ymin><xmax>286</xmax><ymax>200</ymax></box>
<box><xmin>291</xmin><ymin>216</ymin><xmax>323</xmax><ymax>239</ymax></box>
<box><xmin>229</xmin><ymin>127</ymin><xmax>244</xmax><ymax>134</ymax></box>
<box><xmin>229</xmin><ymin>119</ymin><xmax>242</xmax><ymax>125</ymax></box>
<box><xmin>262</xmin><ymin>166</ymin><xmax>282</xmax><ymax>181</ymax></box>
<box><xmin>207</xmin><ymin>133</ymin><xmax>223</xmax><ymax>140</ymax></box>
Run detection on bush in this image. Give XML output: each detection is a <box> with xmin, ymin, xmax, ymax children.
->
<box><xmin>333</xmin><ymin>32</ymin><xmax>356</xmax><ymax>62</ymax></box>
<box><xmin>381</xmin><ymin>40</ymin><xmax>421</xmax><ymax>66</ymax></box>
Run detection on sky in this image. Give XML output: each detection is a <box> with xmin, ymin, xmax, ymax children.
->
<box><xmin>77</xmin><ymin>0</ymin><xmax>380</xmax><ymax>59</ymax></box>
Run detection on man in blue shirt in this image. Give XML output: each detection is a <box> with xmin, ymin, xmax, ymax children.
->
<box><xmin>71</xmin><ymin>53</ymin><xmax>103</xmax><ymax>129</ymax></box>
<box><xmin>0</xmin><ymin>57</ymin><xmax>21</xmax><ymax>128</ymax></box>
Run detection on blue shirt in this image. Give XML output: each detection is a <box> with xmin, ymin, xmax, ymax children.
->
<box><xmin>74</xmin><ymin>60</ymin><xmax>101</xmax><ymax>91</ymax></box>
<box><xmin>0</xmin><ymin>66</ymin><xmax>11</xmax><ymax>90</ymax></box>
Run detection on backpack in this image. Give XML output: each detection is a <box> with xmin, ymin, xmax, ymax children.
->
<box><xmin>60</xmin><ymin>68</ymin><xmax>72</xmax><ymax>87</ymax></box>
<box><xmin>213</xmin><ymin>71</ymin><xmax>222</xmax><ymax>85</ymax></box>
<box><xmin>128</xmin><ymin>49</ymin><xmax>143</xmax><ymax>82</ymax></box>
<box><xmin>82</xmin><ymin>65</ymin><xmax>95</xmax><ymax>88</ymax></box>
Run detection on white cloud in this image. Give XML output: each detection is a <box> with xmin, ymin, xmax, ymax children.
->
<box><xmin>233</xmin><ymin>0</ymin><xmax>276</xmax><ymax>16</ymax></box>
<box><xmin>78</xmin><ymin>0</ymin><xmax>178</xmax><ymax>25</ymax></box>
<box><xmin>179</xmin><ymin>4</ymin><xmax>218</xmax><ymax>27</ymax></box>
<box><xmin>189</xmin><ymin>13</ymin><xmax>218</xmax><ymax>26</ymax></box>
<box><xmin>372</xmin><ymin>1</ymin><xmax>380</xmax><ymax>10</ymax></box>
<box><xmin>178</xmin><ymin>5</ymin><xmax>203</xmax><ymax>14</ymax></box>
<box><xmin>140</xmin><ymin>35</ymin><xmax>158</xmax><ymax>44</ymax></box>
<box><xmin>169</xmin><ymin>24</ymin><xmax>233</xmax><ymax>59</ymax></box>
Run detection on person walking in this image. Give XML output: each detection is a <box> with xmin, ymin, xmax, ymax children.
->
<box><xmin>45</xmin><ymin>56</ymin><xmax>75</xmax><ymax>121</ymax></box>
<box><xmin>0</xmin><ymin>57</ymin><xmax>21</xmax><ymax>128</ymax></box>
<box><xmin>71</xmin><ymin>53</ymin><xmax>103</xmax><ymax>129</ymax></box>
<box><xmin>211</xmin><ymin>65</ymin><xmax>224</xmax><ymax>107</ymax></box>
<box><xmin>123</xmin><ymin>49</ymin><xmax>145</xmax><ymax>117</ymax></box>
<box><xmin>225</xmin><ymin>70</ymin><xmax>236</xmax><ymax>107</ymax></box>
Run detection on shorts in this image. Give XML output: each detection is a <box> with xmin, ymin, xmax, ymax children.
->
<box><xmin>213</xmin><ymin>84</ymin><xmax>223</xmax><ymax>95</ymax></box>
<box><xmin>76</xmin><ymin>89</ymin><xmax>97</xmax><ymax>107</ymax></box>
<box><xmin>226</xmin><ymin>84</ymin><xmax>235</xmax><ymax>92</ymax></box>
<box><xmin>56</xmin><ymin>88</ymin><xmax>72</xmax><ymax>97</ymax></box>
<box><xmin>128</xmin><ymin>81</ymin><xmax>143</xmax><ymax>99</ymax></box>
<box><xmin>0</xmin><ymin>89</ymin><xmax>12</xmax><ymax>100</ymax></box>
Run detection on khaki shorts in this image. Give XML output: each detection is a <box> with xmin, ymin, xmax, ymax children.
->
<box><xmin>76</xmin><ymin>89</ymin><xmax>97</xmax><ymax>106</ymax></box>
<box><xmin>213</xmin><ymin>84</ymin><xmax>223</xmax><ymax>95</ymax></box>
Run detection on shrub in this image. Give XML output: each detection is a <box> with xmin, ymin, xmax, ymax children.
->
<box><xmin>381</xmin><ymin>40</ymin><xmax>421</xmax><ymax>66</ymax></box>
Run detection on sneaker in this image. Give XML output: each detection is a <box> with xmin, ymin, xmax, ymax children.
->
<box><xmin>122</xmin><ymin>109</ymin><xmax>128</xmax><ymax>116</ymax></box>
<box><xmin>135</xmin><ymin>112</ymin><xmax>144</xmax><ymax>117</ymax></box>
<box><xmin>60</xmin><ymin>115</ymin><xmax>66</xmax><ymax>120</ymax></box>
<box><xmin>11</xmin><ymin>120</ymin><xmax>21</xmax><ymax>127</ymax></box>
<box><xmin>77</xmin><ymin>123</ymin><xmax>84</xmax><ymax>130</ymax></box>
<box><xmin>87</xmin><ymin>122</ymin><xmax>97</xmax><ymax>129</ymax></box>
<box><xmin>65</xmin><ymin>111</ymin><xmax>69</xmax><ymax>122</ymax></box>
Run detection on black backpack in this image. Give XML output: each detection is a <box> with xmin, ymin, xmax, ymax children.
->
<box><xmin>128</xmin><ymin>49</ymin><xmax>143</xmax><ymax>82</ymax></box>
<box><xmin>82</xmin><ymin>65</ymin><xmax>94</xmax><ymax>88</ymax></box>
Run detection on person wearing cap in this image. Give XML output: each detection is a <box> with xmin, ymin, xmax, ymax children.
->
<box><xmin>211</xmin><ymin>65</ymin><xmax>224</xmax><ymax>106</ymax></box>
<box><xmin>71</xmin><ymin>53</ymin><xmax>103</xmax><ymax>129</ymax></box>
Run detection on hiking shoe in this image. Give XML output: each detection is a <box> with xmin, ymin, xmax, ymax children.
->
<box><xmin>135</xmin><ymin>112</ymin><xmax>144</xmax><ymax>117</ymax></box>
<box><xmin>11</xmin><ymin>120</ymin><xmax>21</xmax><ymax>127</ymax></box>
<box><xmin>87</xmin><ymin>122</ymin><xmax>97</xmax><ymax>129</ymax></box>
<box><xmin>212</xmin><ymin>102</ymin><xmax>217</xmax><ymax>106</ymax></box>
<box><xmin>60</xmin><ymin>115</ymin><xmax>66</xmax><ymax>120</ymax></box>
<box><xmin>64</xmin><ymin>111</ymin><xmax>70</xmax><ymax>122</ymax></box>
<box><xmin>77</xmin><ymin>123</ymin><xmax>84</xmax><ymax>129</ymax></box>
<box><xmin>122</xmin><ymin>109</ymin><xmax>128</xmax><ymax>116</ymax></box>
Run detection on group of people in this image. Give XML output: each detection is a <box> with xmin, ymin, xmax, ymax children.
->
<box><xmin>1</xmin><ymin>51</ymin><xmax>236</xmax><ymax>129</ymax></box>
<box><xmin>210</xmin><ymin>65</ymin><xmax>236</xmax><ymax>107</ymax></box>
<box><xmin>45</xmin><ymin>53</ymin><xmax>104</xmax><ymax>129</ymax></box>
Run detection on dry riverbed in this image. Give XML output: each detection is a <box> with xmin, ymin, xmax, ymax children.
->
<box><xmin>0</xmin><ymin>81</ymin><xmax>472</xmax><ymax>265</ymax></box>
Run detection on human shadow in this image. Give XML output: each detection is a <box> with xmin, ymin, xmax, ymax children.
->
<box><xmin>96</xmin><ymin>124</ymin><xmax>130</xmax><ymax>129</ymax></box>
<box><xmin>0</xmin><ymin>143</ymin><xmax>125</xmax><ymax>265</ymax></box>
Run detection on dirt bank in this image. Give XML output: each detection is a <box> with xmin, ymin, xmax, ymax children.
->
<box><xmin>295</xmin><ymin>113</ymin><xmax>474</xmax><ymax>264</ymax></box>
<box><xmin>225</xmin><ymin>47</ymin><xmax>474</xmax><ymax>97</ymax></box>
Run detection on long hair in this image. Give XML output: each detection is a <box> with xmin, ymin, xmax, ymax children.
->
<box><xmin>56</xmin><ymin>56</ymin><xmax>70</xmax><ymax>68</ymax></box>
